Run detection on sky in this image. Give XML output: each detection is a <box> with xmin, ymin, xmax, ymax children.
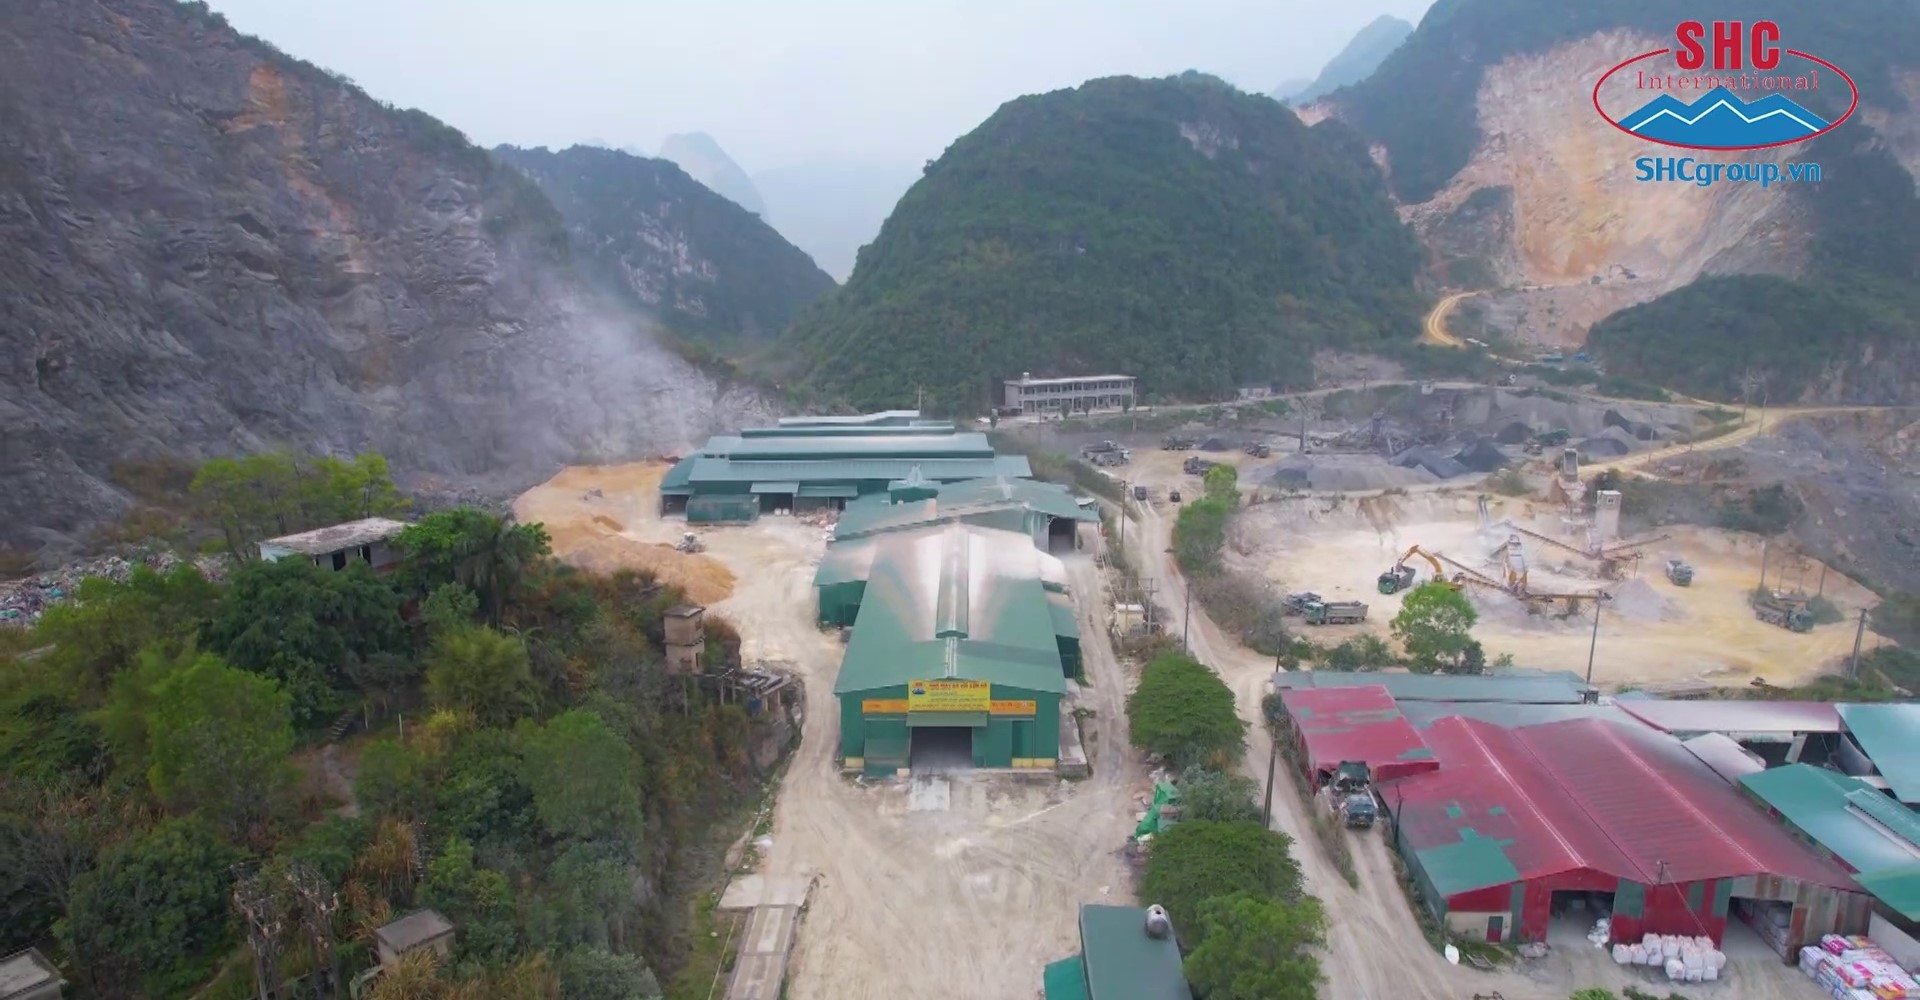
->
<box><xmin>209</xmin><ymin>0</ymin><xmax>1436</xmax><ymax>175</ymax></box>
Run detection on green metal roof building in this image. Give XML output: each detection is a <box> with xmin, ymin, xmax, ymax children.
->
<box><xmin>658</xmin><ymin>416</ymin><xmax>1033</xmax><ymax>522</ymax></box>
<box><xmin>831</xmin><ymin>523</ymin><xmax>1078</xmax><ymax>776</ymax></box>
<box><xmin>1043</xmin><ymin>905</ymin><xmax>1193</xmax><ymax>1000</ymax></box>
<box><xmin>1836</xmin><ymin>703</ymin><xmax>1920</xmax><ymax>805</ymax></box>
<box><xmin>1739</xmin><ymin>764</ymin><xmax>1920</xmax><ymax>922</ymax></box>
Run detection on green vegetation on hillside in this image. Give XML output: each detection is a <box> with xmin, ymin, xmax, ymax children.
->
<box><xmin>1338</xmin><ymin>0</ymin><xmax>1919</xmax><ymax>203</ymax></box>
<box><xmin>494</xmin><ymin>145</ymin><xmax>834</xmax><ymax>343</ymax></box>
<box><xmin>1589</xmin><ymin>125</ymin><xmax>1919</xmax><ymax>402</ymax></box>
<box><xmin>782</xmin><ymin>73</ymin><xmax>1423</xmax><ymax>412</ymax></box>
<box><xmin>1</xmin><ymin>455</ymin><xmax>771</xmax><ymax>999</ymax></box>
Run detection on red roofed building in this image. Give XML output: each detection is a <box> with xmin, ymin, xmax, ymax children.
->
<box><xmin>1385</xmin><ymin>716</ymin><xmax>1871</xmax><ymax>956</ymax></box>
<box><xmin>1276</xmin><ymin>685</ymin><xmax>1439</xmax><ymax>788</ymax></box>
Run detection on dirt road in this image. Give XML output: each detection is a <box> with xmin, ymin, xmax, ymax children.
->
<box><xmin>1123</xmin><ymin>494</ymin><xmax>1819</xmax><ymax>1000</ymax></box>
<box><xmin>1587</xmin><ymin>406</ymin><xmax>1891</xmax><ymax>478</ymax></box>
<box><xmin>1422</xmin><ymin>291</ymin><xmax>1475</xmax><ymax>348</ymax></box>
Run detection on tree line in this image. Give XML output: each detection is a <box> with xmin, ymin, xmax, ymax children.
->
<box><xmin>2</xmin><ymin>452</ymin><xmax>763</xmax><ymax>1000</ymax></box>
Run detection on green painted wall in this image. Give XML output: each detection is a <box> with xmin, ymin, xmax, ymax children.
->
<box><xmin>1057</xmin><ymin>636</ymin><xmax>1082</xmax><ymax>679</ymax></box>
<box><xmin>817</xmin><ymin>582</ymin><xmax>866</xmax><ymax>627</ymax></box>
<box><xmin>976</xmin><ymin>717</ymin><xmax>1015</xmax><ymax>767</ymax></box>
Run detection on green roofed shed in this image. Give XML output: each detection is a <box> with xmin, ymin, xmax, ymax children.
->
<box><xmin>1739</xmin><ymin>764</ymin><xmax>1920</xmax><ymax>919</ymax></box>
<box><xmin>1837</xmin><ymin>703</ymin><xmax>1920</xmax><ymax>804</ymax></box>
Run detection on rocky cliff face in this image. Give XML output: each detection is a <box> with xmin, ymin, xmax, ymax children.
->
<box><xmin>0</xmin><ymin>0</ymin><xmax>772</xmax><ymax>558</ymax></box>
<box><xmin>1382</xmin><ymin>31</ymin><xmax>1822</xmax><ymax>346</ymax></box>
<box><xmin>493</xmin><ymin>146</ymin><xmax>833</xmax><ymax>343</ymax></box>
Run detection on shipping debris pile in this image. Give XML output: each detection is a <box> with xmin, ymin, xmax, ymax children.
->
<box><xmin>1</xmin><ymin>549</ymin><xmax>230</xmax><ymax>625</ymax></box>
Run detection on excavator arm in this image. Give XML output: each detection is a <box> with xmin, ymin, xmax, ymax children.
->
<box><xmin>1395</xmin><ymin>545</ymin><xmax>1449</xmax><ymax>582</ymax></box>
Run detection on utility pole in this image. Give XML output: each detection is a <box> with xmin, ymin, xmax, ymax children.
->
<box><xmin>1584</xmin><ymin>591</ymin><xmax>1610</xmax><ymax>691</ymax></box>
<box><xmin>1850</xmin><ymin>609</ymin><xmax>1869</xmax><ymax>678</ymax></box>
<box><xmin>1758</xmin><ymin>538</ymin><xmax>1769</xmax><ymax>593</ymax></box>
<box><xmin>1261</xmin><ymin>733</ymin><xmax>1279</xmax><ymax>829</ymax></box>
<box><xmin>1183</xmin><ymin>584</ymin><xmax>1193</xmax><ymax>654</ymax></box>
<box><xmin>1817</xmin><ymin>563</ymin><xmax>1828</xmax><ymax>598</ymax></box>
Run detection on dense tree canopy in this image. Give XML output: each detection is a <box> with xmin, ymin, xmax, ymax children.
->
<box><xmin>781</xmin><ymin>73</ymin><xmax>1423</xmax><ymax>411</ymax></box>
<box><xmin>1127</xmin><ymin>652</ymin><xmax>1247</xmax><ymax>769</ymax></box>
<box><xmin>61</xmin><ymin>817</ymin><xmax>241</xmax><ymax>998</ymax></box>
<box><xmin>1141</xmin><ymin>820</ymin><xmax>1306</xmax><ymax>938</ymax></box>
<box><xmin>1183</xmin><ymin>891</ymin><xmax>1327</xmax><ymax>1000</ymax></box>
<box><xmin>1390</xmin><ymin>582</ymin><xmax>1480</xmax><ymax>672</ymax></box>
<box><xmin>143</xmin><ymin>654</ymin><xmax>297</xmax><ymax>841</ymax></box>
<box><xmin>190</xmin><ymin>451</ymin><xmax>407</xmax><ymax>559</ymax></box>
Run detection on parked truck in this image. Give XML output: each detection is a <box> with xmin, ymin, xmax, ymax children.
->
<box><xmin>1282</xmin><ymin>592</ymin><xmax>1323</xmax><ymax>616</ymax></box>
<box><xmin>1303</xmin><ymin>600</ymin><xmax>1368</xmax><ymax>626</ymax></box>
<box><xmin>1664</xmin><ymin>559</ymin><xmax>1694</xmax><ymax>587</ymax></box>
<box><xmin>1324</xmin><ymin>762</ymin><xmax>1378</xmax><ymax>830</ymax></box>
<box><xmin>1754</xmin><ymin>595</ymin><xmax>1813</xmax><ymax>632</ymax></box>
<box><xmin>1243</xmin><ymin>441</ymin><xmax>1271</xmax><ymax>458</ymax></box>
<box><xmin>1182</xmin><ymin>456</ymin><xmax>1217</xmax><ymax>476</ymax></box>
<box><xmin>1163</xmin><ymin>436</ymin><xmax>1195</xmax><ymax>451</ymax></box>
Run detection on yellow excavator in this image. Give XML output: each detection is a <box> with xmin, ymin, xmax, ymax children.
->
<box><xmin>1378</xmin><ymin>545</ymin><xmax>1458</xmax><ymax>595</ymax></box>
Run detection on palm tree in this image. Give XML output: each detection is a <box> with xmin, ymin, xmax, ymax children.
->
<box><xmin>453</xmin><ymin>517</ymin><xmax>550</xmax><ymax>627</ymax></box>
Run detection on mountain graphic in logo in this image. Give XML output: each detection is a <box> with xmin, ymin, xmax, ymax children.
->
<box><xmin>1616</xmin><ymin>87</ymin><xmax>1830</xmax><ymax>149</ymax></box>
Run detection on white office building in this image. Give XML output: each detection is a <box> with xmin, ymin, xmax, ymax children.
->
<box><xmin>1003</xmin><ymin>372</ymin><xmax>1136</xmax><ymax>415</ymax></box>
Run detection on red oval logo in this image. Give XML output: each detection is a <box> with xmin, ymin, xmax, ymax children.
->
<box><xmin>1592</xmin><ymin>46</ymin><xmax>1858</xmax><ymax>152</ymax></box>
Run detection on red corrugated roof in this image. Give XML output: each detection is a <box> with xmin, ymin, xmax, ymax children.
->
<box><xmin>1512</xmin><ymin>719</ymin><xmax>1859</xmax><ymax>887</ymax></box>
<box><xmin>1279</xmin><ymin>685</ymin><xmax>1438</xmax><ymax>781</ymax></box>
<box><xmin>1616</xmin><ymin>700</ymin><xmax>1844</xmax><ymax>735</ymax></box>
<box><xmin>1395</xmin><ymin>718</ymin><xmax>1642</xmax><ymax>883</ymax></box>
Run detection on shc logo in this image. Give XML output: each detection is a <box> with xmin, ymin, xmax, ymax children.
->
<box><xmin>1594</xmin><ymin>20</ymin><xmax>1857</xmax><ymax>151</ymax></box>
<box><xmin>910</xmin><ymin>683</ymin><xmax>928</xmax><ymax>697</ymax></box>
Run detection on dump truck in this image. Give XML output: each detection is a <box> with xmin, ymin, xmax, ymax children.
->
<box><xmin>1163</xmin><ymin>436</ymin><xmax>1195</xmax><ymax>451</ymax></box>
<box><xmin>1282</xmin><ymin>592</ymin><xmax>1323</xmax><ymax>616</ymax></box>
<box><xmin>1169</xmin><ymin>489</ymin><xmax>1183</xmax><ymax>504</ymax></box>
<box><xmin>1379</xmin><ymin>546</ymin><xmax>1456</xmax><ymax>595</ymax></box>
<box><xmin>1754</xmin><ymin>595</ymin><xmax>1813</xmax><ymax>632</ymax></box>
<box><xmin>1243</xmin><ymin>441</ymin><xmax>1271</xmax><ymax>458</ymax></box>
<box><xmin>1182</xmin><ymin>456</ymin><xmax>1216</xmax><ymax>476</ymax></box>
<box><xmin>1303</xmin><ymin>600</ymin><xmax>1368</xmax><ymax>625</ymax></box>
<box><xmin>1132</xmin><ymin>485</ymin><xmax>1149</xmax><ymax>501</ymax></box>
<box><xmin>1665</xmin><ymin>559</ymin><xmax>1694</xmax><ymax>586</ymax></box>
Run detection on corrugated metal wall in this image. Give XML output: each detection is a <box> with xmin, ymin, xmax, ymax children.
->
<box><xmin>687</xmin><ymin>495</ymin><xmax>761</xmax><ymax>523</ymax></box>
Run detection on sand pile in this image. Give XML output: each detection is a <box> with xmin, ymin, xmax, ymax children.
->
<box><xmin>1605</xmin><ymin>577</ymin><xmax>1686</xmax><ymax>624</ymax></box>
<box><xmin>512</xmin><ymin>461</ymin><xmax>737</xmax><ymax>604</ymax></box>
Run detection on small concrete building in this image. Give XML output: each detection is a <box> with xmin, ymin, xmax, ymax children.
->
<box><xmin>1043</xmin><ymin>905</ymin><xmax>1192</xmax><ymax>1000</ymax></box>
<box><xmin>1003</xmin><ymin>373</ymin><xmax>1136</xmax><ymax>416</ymax></box>
<box><xmin>663</xmin><ymin>604</ymin><xmax>706</xmax><ymax>675</ymax></box>
<box><xmin>0</xmin><ymin>949</ymin><xmax>62</xmax><ymax>1000</ymax></box>
<box><xmin>259</xmin><ymin>517</ymin><xmax>409</xmax><ymax>573</ymax></box>
<box><xmin>373</xmin><ymin>910</ymin><xmax>455</xmax><ymax>968</ymax></box>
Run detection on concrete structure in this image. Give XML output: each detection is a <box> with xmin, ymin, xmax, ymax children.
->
<box><xmin>831</xmin><ymin>523</ymin><xmax>1076</xmax><ymax>776</ymax></box>
<box><xmin>831</xmin><ymin>476</ymin><xmax>1100</xmax><ymax>554</ymax></box>
<box><xmin>663</xmin><ymin>604</ymin><xmax>706</xmax><ymax>675</ymax></box>
<box><xmin>373</xmin><ymin>910</ymin><xmax>455</xmax><ymax>968</ymax></box>
<box><xmin>659</xmin><ymin>420</ymin><xmax>1031</xmax><ymax>520</ymax></box>
<box><xmin>0</xmin><ymin>950</ymin><xmax>62</xmax><ymax>1000</ymax></box>
<box><xmin>1003</xmin><ymin>373</ymin><xmax>1136</xmax><ymax>416</ymax></box>
<box><xmin>259</xmin><ymin>517</ymin><xmax>408</xmax><ymax>572</ymax></box>
<box><xmin>1386</xmin><ymin>717</ymin><xmax>1869</xmax><ymax>954</ymax></box>
<box><xmin>717</xmin><ymin>875</ymin><xmax>814</xmax><ymax>1000</ymax></box>
<box><xmin>1739</xmin><ymin>764</ymin><xmax>1920</xmax><ymax>924</ymax></box>
<box><xmin>1275</xmin><ymin>684</ymin><xmax>1440</xmax><ymax>787</ymax></box>
<box><xmin>1594</xmin><ymin>489</ymin><xmax>1622</xmax><ymax>543</ymax></box>
<box><xmin>1043</xmin><ymin>905</ymin><xmax>1193</xmax><ymax>1000</ymax></box>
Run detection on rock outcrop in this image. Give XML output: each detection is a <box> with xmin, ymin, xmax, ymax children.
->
<box><xmin>0</xmin><ymin>0</ymin><xmax>772</xmax><ymax>558</ymax></box>
<box><xmin>658</xmin><ymin>132</ymin><xmax>766</xmax><ymax>217</ymax></box>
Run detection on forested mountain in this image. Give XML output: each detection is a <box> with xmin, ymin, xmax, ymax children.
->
<box><xmin>778</xmin><ymin>73</ymin><xmax>1424</xmax><ymax>413</ymax></box>
<box><xmin>0</xmin><ymin>0</ymin><xmax>771</xmax><ymax>558</ymax></box>
<box><xmin>1315</xmin><ymin>0</ymin><xmax>1919</xmax><ymax>402</ymax></box>
<box><xmin>658</xmin><ymin>132</ymin><xmax>767</xmax><ymax>217</ymax></box>
<box><xmin>494</xmin><ymin>146</ymin><xmax>835</xmax><ymax>343</ymax></box>
<box><xmin>1278</xmin><ymin>16</ymin><xmax>1413</xmax><ymax>105</ymax></box>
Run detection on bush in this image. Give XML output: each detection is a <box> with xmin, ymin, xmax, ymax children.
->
<box><xmin>1141</xmin><ymin>821</ymin><xmax>1304</xmax><ymax>937</ymax></box>
<box><xmin>1317</xmin><ymin>634</ymin><xmax>1399</xmax><ymax>671</ymax></box>
<box><xmin>1128</xmin><ymin>653</ymin><xmax>1246</xmax><ymax>769</ymax></box>
<box><xmin>1190</xmin><ymin>572</ymin><xmax>1293</xmax><ymax>657</ymax></box>
<box><xmin>1176</xmin><ymin>768</ymin><xmax>1262</xmax><ymax>824</ymax></box>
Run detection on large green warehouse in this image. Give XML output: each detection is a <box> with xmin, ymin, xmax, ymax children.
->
<box><xmin>658</xmin><ymin>413</ymin><xmax>1032</xmax><ymax>521</ymax></box>
<box><xmin>832</xmin><ymin>522</ymin><xmax>1078</xmax><ymax>776</ymax></box>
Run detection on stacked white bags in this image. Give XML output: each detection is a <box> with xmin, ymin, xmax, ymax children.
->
<box><xmin>1588</xmin><ymin>917</ymin><xmax>1613</xmax><ymax>949</ymax></box>
<box><xmin>1627</xmin><ymin>933</ymin><xmax>1726</xmax><ymax>981</ymax></box>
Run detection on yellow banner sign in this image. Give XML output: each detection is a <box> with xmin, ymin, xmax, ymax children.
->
<box><xmin>991</xmin><ymin>700</ymin><xmax>1038</xmax><ymax>716</ymax></box>
<box><xmin>862</xmin><ymin>699</ymin><xmax>909</xmax><ymax>714</ymax></box>
<box><xmin>907</xmin><ymin>679</ymin><xmax>991</xmax><ymax>713</ymax></box>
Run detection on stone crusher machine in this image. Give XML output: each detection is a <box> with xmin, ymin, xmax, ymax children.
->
<box><xmin>1378</xmin><ymin>545</ymin><xmax>1457</xmax><ymax>595</ymax></box>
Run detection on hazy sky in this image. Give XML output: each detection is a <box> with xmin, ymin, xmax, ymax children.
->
<box><xmin>210</xmin><ymin>0</ymin><xmax>1434</xmax><ymax>174</ymax></box>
